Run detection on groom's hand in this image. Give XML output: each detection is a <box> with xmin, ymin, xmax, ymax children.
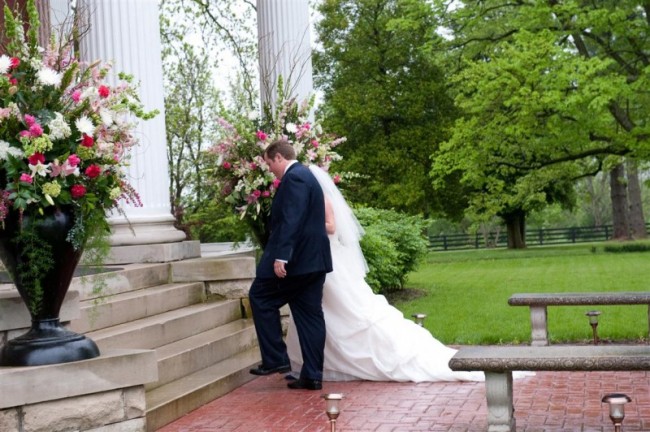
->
<box><xmin>274</xmin><ymin>260</ymin><xmax>287</xmax><ymax>278</ymax></box>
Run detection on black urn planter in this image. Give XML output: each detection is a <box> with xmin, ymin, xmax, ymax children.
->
<box><xmin>0</xmin><ymin>206</ymin><xmax>100</xmax><ymax>366</ymax></box>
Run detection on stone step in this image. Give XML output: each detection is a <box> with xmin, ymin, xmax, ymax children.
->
<box><xmin>70</xmin><ymin>281</ymin><xmax>206</xmax><ymax>334</ymax></box>
<box><xmin>149</xmin><ymin>318</ymin><xmax>258</xmax><ymax>390</ymax></box>
<box><xmin>86</xmin><ymin>299</ymin><xmax>243</xmax><ymax>351</ymax></box>
<box><xmin>145</xmin><ymin>346</ymin><xmax>261</xmax><ymax>432</ymax></box>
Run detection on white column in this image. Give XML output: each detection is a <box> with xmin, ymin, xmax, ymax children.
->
<box><xmin>257</xmin><ymin>0</ymin><xmax>313</xmax><ymax>110</ymax></box>
<box><xmin>77</xmin><ymin>0</ymin><xmax>187</xmax><ymax>249</ymax></box>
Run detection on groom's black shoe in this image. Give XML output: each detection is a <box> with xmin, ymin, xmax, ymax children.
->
<box><xmin>249</xmin><ymin>364</ymin><xmax>291</xmax><ymax>376</ymax></box>
<box><xmin>287</xmin><ymin>378</ymin><xmax>322</xmax><ymax>390</ymax></box>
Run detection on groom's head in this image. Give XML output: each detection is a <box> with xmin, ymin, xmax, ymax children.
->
<box><xmin>264</xmin><ymin>139</ymin><xmax>296</xmax><ymax>180</ymax></box>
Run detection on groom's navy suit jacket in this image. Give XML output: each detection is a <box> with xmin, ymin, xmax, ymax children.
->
<box><xmin>256</xmin><ymin>163</ymin><xmax>333</xmax><ymax>278</ymax></box>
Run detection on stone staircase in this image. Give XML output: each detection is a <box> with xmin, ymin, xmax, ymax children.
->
<box><xmin>67</xmin><ymin>254</ymin><xmax>261</xmax><ymax>431</ymax></box>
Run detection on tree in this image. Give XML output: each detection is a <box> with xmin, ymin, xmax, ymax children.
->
<box><xmin>314</xmin><ymin>0</ymin><xmax>457</xmax><ymax>217</ymax></box>
<box><xmin>431</xmin><ymin>0</ymin><xmax>650</xmax><ymax>246</ymax></box>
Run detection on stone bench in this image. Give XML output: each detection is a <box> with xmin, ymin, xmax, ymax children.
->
<box><xmin>508</xmin><ymin>292</ymin><xmax>650</xmax><ymax>346</ymax></box>
<box><xmin>449</xmin><ymin>345</ymin><xmax>650</xmax><ymax>432</ymax></box>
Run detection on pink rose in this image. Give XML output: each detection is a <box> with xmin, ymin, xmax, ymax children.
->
<box><xmin>84</xmin><ymin>165</ymin><xmax>102</xmax><ymax>178</ymax></box>
<box><xmin>71</xmin><ymin>90</ymin><xmax>82</xmax><ymax>103</ymax></box>
<box><xmin>256</xmin><ymin>130</ymin><xmax>267</xmax><ymax>141</ymax></box>
<box><xmin>29</xmin><ymin>123</ymin><xmax>43</xmax><ymax>137</ymax></box>
<box><xmin>19</xmin><ymin>173</ymin><xmax>33</xmax><ymax>184</ymax></box>
<box><xmin>28</xmin><ymin>153</ymin><xmax>45</xmax><ymax>165</ymax></box>
<box><xmin>67</xmin><ymin>154</ymin><xmax>81</xmax><ymax>167</ymax></box>
<box><xmin>252</xmin><ymin>190</ymin><xmax>261</xmax><ymax>198</ymax></box>
<box><xmin>98</xmin><ymin>85</ymin><xmax>110</xmax><ymax>98</ymax></box>
<box><xmin>71</xmin><ymin>184</ymin><xmax>87</xmax><ymax>199</ymax></box>
<box><xmin>272</xmin><ymin>178</ymin><xmax>281</xmax><ymax>189</ymax></box>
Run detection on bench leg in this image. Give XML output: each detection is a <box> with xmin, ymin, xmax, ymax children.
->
<box><xmin>529</xmin><ymin>306</ymin><xmax>549</xmax><ymax>346</ymax></box>
<box><xmin>485</xmin><ymin>371</ymin><xmax>515</xmax><ymax>432</ymax></box>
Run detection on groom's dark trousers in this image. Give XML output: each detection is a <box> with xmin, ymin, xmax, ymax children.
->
<box><xmin>249</xmin><ymin>271</ymin><xmax>326</xmax><ymax>380</ymax></box>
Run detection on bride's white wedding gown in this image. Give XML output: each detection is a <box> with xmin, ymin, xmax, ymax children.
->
<box><xmin>286</xmin><ymin>234</ymin><xmax>484</xmax><ymax>382</ymax></box>
<box><xmin>285</xmin><ymin>165</ymin><xmax>487</xmax><ymax>382</ymax></box>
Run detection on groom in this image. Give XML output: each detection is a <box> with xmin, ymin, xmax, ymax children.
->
<box><xmin>248</xmin><ymin>139</ymin><xmax>332</xmax><ymax>390</ymax></box>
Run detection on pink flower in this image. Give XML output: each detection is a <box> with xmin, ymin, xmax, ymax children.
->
<box><xmin>223</xmin><ymin>162</ymin><xmax>231</xmax><ymax>170</ymax></box>
<box><xmin>19</xmin><ymin>173</ymin><xmax>32</xmax><ymax>184</ymax></box>
<box><xmin>71</xmin><ymin>184</ymin><xmax>86</xmax><ymax>199</ymax></box>
<box><xmin>250</xmin><ymin>162</ymin><xmax>257</xmax><ymax>170</ymax></box>
<box><xmin>272</xmin><ymin>178</ymin><xmax>281</xmax><ymax>189</ymax></box>
<box><xmin>9</xmin><ymin>57</ymin><xmax>20</xmax><ymax>69</ymax></box>
<box><xmin>84</xmin><ymin>165</ymin><xmax>102</xmax><ymax>178</ymax></box>
<box><xmin>67</xmin><ymin>154</ymin><xmax>81</xmax><ymax>167</ymax></box>
<box><xmin>24</xmin><ymin>114</ymin><xmax>36</xmax><ymax>126</ymax></box>
<box><xmin>256</xmin><ymin>130</ymin><xmax>267</xmax><ymax>141</ymax></box>
<box><xmin>302</xmin><ymin>122</ymin><xmax>311</xmax><ymax>130</ymax></box>
<box><xmin>311</xmin><ymin>140</ymin><xmax>319</xmax><ymax>148</ymax></box>
<box><xmin>98</xmin><ymin>85</ymin><xmax>110</xmax><ymax>98</ymax></box>
<box><xmin>81</xmin><ymin>134</ymin><xmax>94</xmax><ymax>147</ymax></box>
<box><xmin>8</xmin><ymin>77</ymin><xmax>17</xmax><ymax>86</ymax></box>
<box><xmin>333</xmin><ymin>175</ymin><xmax>341</xmax><ymax>184</ymax></box>
<box><xmin>28</xmin><ymin>153</ymin><xmax>45</xmax><ymax>165</ymax></box>
<box><xmin>252</xmin><ymin>190</ymin><xmax>261</xmax><ymax>198</ymax></box>
<box><xmin>29</xmin><ymin>123</ymin><xmax>43</xmax><ymax>137</ymax></box>
<box><xmin>262</xmin><ymin>191</ymin><xmax>270</xmax><ymax>198</ymax></box>
<box><xmin>71</xmin><ymin>90</ymin><xmax>81</xmax><ymax>103</ymax></box>
<box><xmin>19</xmin><ymin>130</ymin><xmax>30</xmax><ymax>138</ymax></box>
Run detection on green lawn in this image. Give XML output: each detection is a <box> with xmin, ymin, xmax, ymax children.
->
<box><xmin>396</xmin><ymin>243</ymin><xmax>650</xmax><ymax>345</ymax></box>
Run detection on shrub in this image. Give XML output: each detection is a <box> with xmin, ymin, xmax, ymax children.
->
<box><xmin>603</xmin><ymin>242</ymin><xmax>650</xmax><ymax>253</ymax></box>
<box><xmin>355</xmin><ymin>207</ymin><xmax>428</xmax><ymax>293</ymax></box>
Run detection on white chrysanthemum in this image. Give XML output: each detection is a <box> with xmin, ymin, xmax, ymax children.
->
<box><xmin>99</xmin><ymin>108</ymin><xmax>114</xmax><ymax>126</ymax></box>
<box><xmin>75</xmin><ymin>116</ymin><xmax>95</xmax><ymax>135</ymax></box>
<box><xmin>285</xmin><ymin>122</ymin><xmax>298</xmax><ymax>133</ymax></box>
<box><xmin>0</xmin><ymin>140</ymin><xmax>23</xmax><ymax>160</ymax></box>
<box><xmin>47</xmin><ymin>112</ymin><xmax>72</xmax><ymax>140</ymax></box>
<box><xmin>0</xmin><ymin>55</ymin><xmax>11</xmax><ymax>74</ymax></box>
<box><xmin>37</xmin><ymin>67</ymin><xmax>63</xmax><ymax>87</ymax></box>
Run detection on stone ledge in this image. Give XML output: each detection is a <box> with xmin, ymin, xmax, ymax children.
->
<box><xmin>449</xmin><ymin>345</ymin><xmax>650</xmax><ymax>372</ymax></box>
<box><xmin>0</xmin><ymin>348</ymin><xmax>158</xmax><ymax>409</ymax></box>
<box><xmin>171</xmin><ymin>256</ymin><xmax>255</xmax><ymax>282</ymax></box>
<box><xmin>508</xmin><ymin>291</ymin><xmax>650</xmax><ymax>306</ymax></box>
<box><xmin>0</xmin><ymin>290</ymin><xmax>79</xmax><ymax>332</ymax></box>
<box><xmin>106</xmin><ymin>241</ymin><xmax>201</xmax><ymax>265</ymax></box>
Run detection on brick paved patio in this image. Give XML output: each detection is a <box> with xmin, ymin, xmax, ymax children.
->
<box><xmin>158</xmin><ymin>371</ymin><xmax>650</xmax><ymax>431</ymax></box>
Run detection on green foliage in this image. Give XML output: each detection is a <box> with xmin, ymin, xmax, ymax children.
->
<box><xmin>603</xmin><ymin>242</ymin><xmax>650</xmax><ymax>254</ymax></box>
<box><xmin>184</xmin><ymin>198</ymin><xmax>249</xmax><ymax>243</ymax></box>
<box><xmin>355</xmin><ymin>207</ymin><xmax>428</xmax><ymax>293</ymax></box>
<box><xmin>315</xmin><ymin>0</ymin><xmax>457</xmax><ymax>217</ymax></box>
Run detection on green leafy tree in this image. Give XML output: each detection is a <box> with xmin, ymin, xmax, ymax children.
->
<box><xmin>431</xmin><ymin>1</ymin><xmax>650</xmax><ymax>246</ymax></box>
<box><xmin>315</xmin><ymin>0</ymin><xmax>457</xmax><ymax>217</ymax></box>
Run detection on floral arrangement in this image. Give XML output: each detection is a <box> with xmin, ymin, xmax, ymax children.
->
<box><xmin>0</xmin><ymin>0</ymin><xmax>156</xmax><ymax>249</ymax></box>
<box><xmin>208</xmin><ymin>92</ymin><xmax>346</xmax><ymax>246</ymax></box>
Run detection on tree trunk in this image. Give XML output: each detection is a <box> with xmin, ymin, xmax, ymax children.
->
<box><xmin>625</xmin><ymin>159</ymin><xmax>647</xmax><ymax>239</ymax></box>
<box><xmin>610</xmin><ymin>163</ymin><xmax>630</xmax><ymax>240</ymax></box>
<box><xmin>503</xmin><ymin>210</ymin><xmax>527</xmax><ymax>249</ymax></box>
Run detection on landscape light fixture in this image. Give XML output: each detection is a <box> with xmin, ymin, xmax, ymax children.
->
<box><xmin>602</xmin><ymin>393</ymin><xmax>632</xmax><ymax>432</ymax></box>
<box><xmin>322</xmin><ymin>393</ymin><xmax>344</xmax><ymax>432</ymax></box>
<box><xmin>585</xmin><ymin>310</ymin><xmax>601</xmax><ymax>345</ymax></box>
<box><xmin>411</xmin><ymin>313</ymin><xmax>426</xmax><ymax>327</ymax></box>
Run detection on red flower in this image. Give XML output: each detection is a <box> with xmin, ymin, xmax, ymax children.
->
<box><xmin>222</xmin><ymin>161</ymin><xmax>231</xmax><ymax>170</ymax></box>
<box><xmin>71</xmin><ymin>184</ymin><xmax>87</xmax><ymax>199</ymax></box>
<box><xmin>84</xmin><ymin>165</ymin><xmax>102</xmax><ymax>178</ymax></box>
<box><xmin>256</xmin><ymin>130</ymin><xmax>267</xmax><ymax>141</ymax></box>
<box><xmin>333</xmin><ymin>175</ymin><xmax>341</xmax><ymax>184</ymax></box>
<box><xmin>81</xmin><ymin>134</ymin><xmax>94</xmax><ymax>147</ymax></box>
<box><xmin>98</xmin><ymin>85</ymin><xmax>110</xmax><ymax>98</ymax></box>
<box><xmin>10</xmin><ymin>57</ymin><xmax>20</xmax><ymax>69</ymax></box>
<box><xmin>28</xmin><ymin>152</ymin><xmax>45</xmax><ymax>165</ymax></box>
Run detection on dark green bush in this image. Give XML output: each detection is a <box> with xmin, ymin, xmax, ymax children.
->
<box><xmin>355</xmin><ymin>207</ymin><xmax>428</xmax><ymax>294</ymax></box>
<box><xmin>603</xmin><ymin>242</ymin><xmax>650</xmax><ymax>253</ymax></box>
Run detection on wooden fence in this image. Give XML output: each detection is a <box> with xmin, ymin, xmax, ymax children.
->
<box><xmin>428</xmin><ymin>224</ymin><xmax>649</xmax><ymax>251</ymax></box>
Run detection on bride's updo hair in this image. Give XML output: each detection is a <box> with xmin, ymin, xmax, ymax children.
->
<box><xmin>264</xmin><ymin>139</ymin><xmax>296</xmax><ymax>160</ymax></box>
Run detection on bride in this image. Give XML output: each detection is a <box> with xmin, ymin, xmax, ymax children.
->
<box><xmin>285</xmin><ymin>165</ymin><xmax>485</xmax><ymax>382</ymax></box>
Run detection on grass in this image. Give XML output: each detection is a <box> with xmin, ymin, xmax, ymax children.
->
<box><xmin>394</xmin><ymin>242</ymin><xmax>650</xmax><ymax>345</ymax></box>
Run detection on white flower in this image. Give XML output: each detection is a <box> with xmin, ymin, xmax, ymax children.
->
<box><xmin>47</xmin><ymin>112</ymin><xmax>71</xmax><ymax>140</ymax></box>
<box><xmin>247</xmin><ymin>110</ymin><xmax>259</xmax><ymax>121</ymax></box>
<box><xmin>285</xmin><ymin>122</ymin><xmax>298</xmax><ymax>133</ymax></box>
<box><xmin>99</xmin><ymin>108</ymin><xmax>114</xmax><ymax>126</ymax></box>
<box><xmin>75</xmin><ymin>116</ymin><xmax>95</xmax><ymax>135</ymax></box>
<box><xmin>0</xmin><ymin>55</ymin><xmax>11</xmax><ymax>74</ymax></box>
<box><xmin>37</xmin><ymin>67</ymin><xmax>63</xmax><ymax>87</ymax></box>
<box><xmin>0</xmin><ymin>140</ymin><xmax>23</xmax><ymax>160</ymax></box>
<box><xmin>81</xmin><ymin>87</ymin><xmax>97</xmax><ymax>101</ymax></box>
<box><xmin>29</xmin><ymin>162</ymin><xmax>51</xmax><ymax>177</ymax></box>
